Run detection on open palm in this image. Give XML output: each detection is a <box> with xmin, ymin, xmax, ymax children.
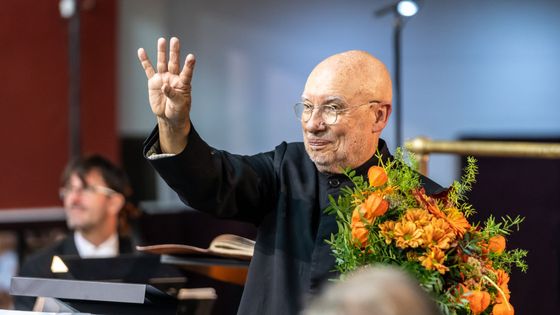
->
<box><xmin>138</xmin><ymin>37</ymin><xmax>196</xmax><ymax>131</ymax></box>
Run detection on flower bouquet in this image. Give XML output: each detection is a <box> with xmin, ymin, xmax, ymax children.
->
<box><xmin>325</xmin><ymin>150</ymin><xmax>527</xmax><ymax>315</ymax></box>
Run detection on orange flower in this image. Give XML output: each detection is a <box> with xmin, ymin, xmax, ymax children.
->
<box><xmin>494</xmin><ymin>269</ymin><xmax>511</xmax><ymax>303</ymax></box>
<box><xmin>412</xmin><ymin>188</ymin><xmax>445</xmax><ymax>218</ymax></box>
<box><xmin>492</xmin><ymin>301</ymin><xmax>514</xmax><ymax>315</ymax></box>
<box><xmin>423</xmin><ymin>218</ymin><xmax>456</xmax><ymax>250</ymax></box>
<box><xmin>488</xmin><ymin>235</ymin><xmax>506</xmax><ymax>254</ymax></box>
<box><xmin>464</xmin><ymin>290</ymin><xmax>491</xmax><ymax>315</ymax></box>
<box><xmin>419</xmin><ymin>246</ymin><xmax>448</xmax><ymax>274</ymax></box>
<box><xmin>351</xmin><ymin>224</ymin><xmax>369</xmax><ymax>247</ymax></box>
<box><xmin>378</xmin><ymin>220</ymin><xmax>396</xmax><ymax>244</ymax></box>
<box><xmin>495</xmin><ymin>269</ymin><xmax>510</xmax><ymax>287</ymax></box>
<box><xmin>404</xmin><ymin>208</ymin><xmax>433</xmax><ymax>227</ymax></box>
<box><xmin>367</xmin><ymin>166</ymin><xmax>388</xmax><ymax>187</ymax></box>
<box><xmin>394</xmin><ymin>221</ymin><xmax>424</xmax><ymax>248</ymax></box>
<box><xmin>444</xmin><ymin>207</ymin><xmax>471</xmax><ymax>237</ymax></box>
<box><xmin>412</xmin><ymin>189</ymin><xmax>471</xmax><ymax>237</ymax></box>
<box><xmin>359</xmin><ymin>193</ymin><xmax>389</xmax><ymax>220</ymax></box>
<box><xmin>351</xmin><ymin>192</ymin><xmax>389</xmax><ymax>248</ymax></box>
<box><xmin>351</xmin><ymin>208</ymin><xmax>369</xmax><ymax>247</ymax></box>
<box><xmin>453</xmin><ymin>283</ymin><xmax>472</xmax><ymax>303</ymax></box>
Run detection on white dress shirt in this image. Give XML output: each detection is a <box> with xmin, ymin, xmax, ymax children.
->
<box><xmin>74</xmin><ymin>232</ymin><xmax>119</xmax><ymax>258</ymax></box>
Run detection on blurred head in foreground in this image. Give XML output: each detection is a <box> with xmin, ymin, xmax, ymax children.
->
<box><xmin>303</xmin><ymin>265</ymin><xmax>441</xmax><ymax>315</ymax></box>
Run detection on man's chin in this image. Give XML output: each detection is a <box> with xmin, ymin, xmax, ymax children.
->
<box><xmin>310</xmin><ymin>159</ymin><xmax>340</xmax><ymax>174</ymax></box>
<box><xmin>66</xmin><ymin>220</ymin><xmax>85</xmax><ymax>230</ymax></box>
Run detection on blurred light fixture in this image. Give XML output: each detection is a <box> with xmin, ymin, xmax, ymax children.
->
<box><xmin>375</xmin><ymin>0</ymin><xmax>421</xmax><ymax>18</ymax></box>
<box><xmin>59</xmin><ymin>0</ymin><xmax>76</xmax><ymax>19</ymax></box>
<box><xmin>374</xmin><ymin>0</ymin><xmax>422</xmax><ymax>147</ymax></box>
<box><xmin>396</xmin><ymin>0</ymin><xmax>419</xmax><ymax>17</ymax></box>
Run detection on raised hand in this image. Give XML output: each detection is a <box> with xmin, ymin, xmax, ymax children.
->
<box><xmin>138</xmin><ymin>37</ymin><xmax>196</xmax><ymax>153</ymax></box>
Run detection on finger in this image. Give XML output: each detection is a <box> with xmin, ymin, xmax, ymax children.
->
<box><xmin>179</xmin><ymin>53</ymin><xmax>196</xmax><ymax>86</ymax></box>
<box><xmin>168</xmin><ymin>37</ymin><xmax>180</xmax><ymax>75</ymax></box>
<box><xmin>157</xmin><ymin>37</ymin><xmax>167</xmax><ymax>73</ymax></box>
<box><xmin>137</xmin><ymin>48</ymin><xmax>156</xmax><ymax>79</ymax></box>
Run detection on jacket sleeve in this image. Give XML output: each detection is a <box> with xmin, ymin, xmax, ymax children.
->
<box><xmin>144</xmin><ymin>126</ymin><xmax>281</xmax><ymax>225</ymax></box>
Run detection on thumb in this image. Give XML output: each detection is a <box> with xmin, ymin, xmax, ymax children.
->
<box><xmin>161</xmin><ymin>84</ymin><xmax>176</xmax><ymax>98</ymax></box>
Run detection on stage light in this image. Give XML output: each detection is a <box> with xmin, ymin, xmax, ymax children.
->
<box><xmin>396</xmin><ymin>0</ymin><xmax>419</xmax><ymax>17</ymax></box>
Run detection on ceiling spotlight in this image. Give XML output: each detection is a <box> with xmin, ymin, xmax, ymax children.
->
<box><xmin>396</xmin><ymin>0</ymin><xmax>419</xmax><ymax>17</ymax></box>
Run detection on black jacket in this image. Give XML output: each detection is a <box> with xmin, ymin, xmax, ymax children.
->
<box><xmin>145</xmin><ymin>127</ymin><xmax>442</xmax><ymax>315</ymax></box>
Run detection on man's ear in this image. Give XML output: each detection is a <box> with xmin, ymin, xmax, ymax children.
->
<box><xmin>108</xmin><ymin>194</ymin><xmax>125</xmax><ymax>216</ymax></box>
<box><xmin>372</xmin><ymin>103</ymin><xmax>392</xmax><ymax>132</ymax></box>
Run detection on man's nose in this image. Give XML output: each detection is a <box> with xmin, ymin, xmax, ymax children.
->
<box><xmin>304</xmin><ymin>109</ymin><xmax>326</xmax><ymax>132</ymax></box>
<box><xmin>65</xmin><ymin>190</ymin><xmax>82</xmax><ymax>204</ymax></box>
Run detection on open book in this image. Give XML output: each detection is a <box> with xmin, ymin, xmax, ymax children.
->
<box><xmin>136</xmin><ymin>234</ymin><xmax>255</xmax><ymax>261</ymax></box>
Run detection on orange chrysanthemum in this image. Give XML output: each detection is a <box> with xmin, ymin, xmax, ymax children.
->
<box><xmin>445</xmin><ymin>207</ymin><xmax>471</xmax><ymax>237</ymax></box>
<box><xmin>394</xmin><ymin>221</ymin><xmax>424</xmax><ymax>248</ymax></box>
<box><xmin>494</xmin><ymin>269</ymin><xmax>511</xmax><ymax>303</ymax></box>
<box><xmin>412</xmin><ymin>189</ymin><xmax>471</xmax><ymax>237</ymax></box>
<box><xmin>422</xmin><ymin>218</ymin><xmax>456</xmax><ymax>250</ymax></box>
<box><xmin>404</xmin><ymin>208</ymin><xmax>433</xmax><ymax>228</ymax></box>
<box><xmin>412</xmin><ymin>188</ymin><xmax>445</xmax><ymax>218</ymax></box>
<box><xmin>378</xmin><ymin>220</ymin><xmax>396</xmax><ymax>244</ymax></box>
<box><xmin>419</xmin><ymin>246</ymin><xmax>448</xmax><ymax>274</ymax></box>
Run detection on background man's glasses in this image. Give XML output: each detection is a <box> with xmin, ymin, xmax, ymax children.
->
<box><xmin>59</xmin><ymin>185</ymin><xmax>117</xmax><ymax>199</ymax></box>
<box><xmin>294</xmin><ymin>101</ymin><xmax>379</xmax><ymax>125</ymax></box>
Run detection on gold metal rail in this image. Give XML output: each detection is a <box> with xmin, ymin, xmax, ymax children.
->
<box><xmin>404</xmin><ymin>137</ymin><xmax>560</xmax><ymax>175</ymax></box>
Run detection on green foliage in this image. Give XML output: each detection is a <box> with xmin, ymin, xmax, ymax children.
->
<box><xmin>490</xmin><ymin>248</ymin><xmax>529</xmax><ymax>273</ymax></box>
<box><xmin>482</xmin><ymin>215</ymin><xmax>524</xmax><ymax>237</ymax></box>
<box><xmin>448</xmin><ymin>156</ymin><xmax>478</xmax><ymax>217</ymax></box>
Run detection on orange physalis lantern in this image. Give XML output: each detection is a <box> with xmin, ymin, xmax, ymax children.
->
<box><xmin>360</xmin><ymin>193</ymin><xmax>389</xmax><ymax>219</ymax></box>
<box><xmin>351</xmin><ymin>208</ymin><xmax>369</xmax><ymax>247</ymax></box>
<box><xmin>492</xmin><ymin>301</ymin><xmax>514</xmax><ymax>315</ymax></box>
<box><xmin>488</xmin><ymin>235</ymin><xmax>506</xmax><ymax>254</ymax></box>
<box><xmin>367</xmin><ymin>166</ymin><xmax>388</xmax><ymax>187</ymax></box>
<box><xmin>465</xmin><ymin>290</ymin><xmax>491</xmax><ymax>315</ymax></box>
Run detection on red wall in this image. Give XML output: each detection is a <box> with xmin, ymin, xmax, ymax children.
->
<box><xmin>0</xmin><ymin>0</ymin><xmax>118</xmax><ymax>208</ymax></box>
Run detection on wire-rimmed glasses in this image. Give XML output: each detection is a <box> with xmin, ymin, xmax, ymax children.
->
<box><xmin>59</xmin><ymin>185</ymin><xmax>117</xmax><ymax>199</ymax></box>
<box><xmin>293</xmin><ymin>101</ymin><xmax>379</xmax><ymax>125</ymax></box>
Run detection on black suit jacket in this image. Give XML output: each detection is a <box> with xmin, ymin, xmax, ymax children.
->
<box><xmin>14</xmin><ymin>234</ymin><xmax>133</xmax><ymax>310</ymax></box>
<box><xmin>145</xmin><ymin>127</ymin><xmax>443</xmax><ymax>315</ymax></box>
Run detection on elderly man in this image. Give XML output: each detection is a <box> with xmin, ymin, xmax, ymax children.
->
<box><xmin>15</xmin><ymin>155</ymin><xmax>134</xmax><ymax>310</ymax></box>
<box><xmin>139</xmin><ymin>37</ymin><xmax>441</xmax><ymax>315</ymax></box>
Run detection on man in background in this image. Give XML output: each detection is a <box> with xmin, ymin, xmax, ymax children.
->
<box><xmin>14</xmin><ymin>155</ymin><xmax>135</xmax><ymax>310</ymax></box>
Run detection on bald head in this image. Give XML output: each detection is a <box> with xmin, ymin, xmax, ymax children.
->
<box><xmin>304</xmin><ymin>50</ymin><xmax>392</xmax><ymax>104</ymax></box>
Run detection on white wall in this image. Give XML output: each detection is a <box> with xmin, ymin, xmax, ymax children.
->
<box><xmin>119</xmin><ymin>0</ymin><xmax>560</xmax><ymax>199</ymax></box>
